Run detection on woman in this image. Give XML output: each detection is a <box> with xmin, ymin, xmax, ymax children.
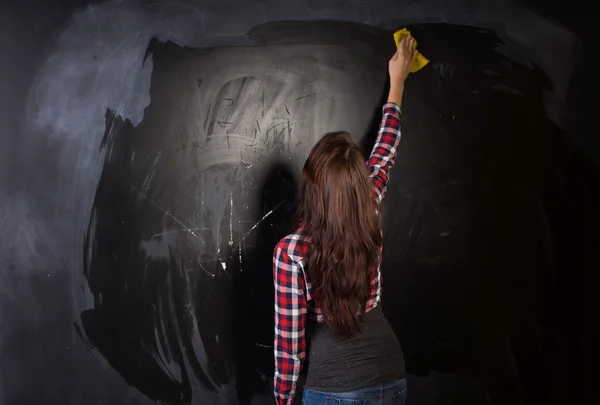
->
<box><xmin>273</xmin><ymin>36</ymin><xmax>418</xmax><ymax>405</ymax></box>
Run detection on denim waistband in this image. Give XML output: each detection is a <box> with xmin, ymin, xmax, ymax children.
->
<box><xmin>305</xmin><ymin>378</ymin><xmax>407</xmax><ymax>399</ymax></box>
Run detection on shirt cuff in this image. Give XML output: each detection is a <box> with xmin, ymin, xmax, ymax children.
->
<box><xmin>382</xmin><ymin>102</ymin><xmax>401</xmax><ymax>117</ymax></box>
<box><xmin>276</xmin><ymin>394</ymin><xmax>295</xmax><ymax>405</ymax></box>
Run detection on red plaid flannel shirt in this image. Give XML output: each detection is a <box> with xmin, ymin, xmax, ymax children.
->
<box><xmin>273</xmin><ymin>102</ymin><xmax>402</xmax><ymax>405</ymax></box>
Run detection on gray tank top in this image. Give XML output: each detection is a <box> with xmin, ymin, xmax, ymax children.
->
<box><xmin>303</xmin><ymin>305</ymin><xmax>406</xmax><ymax>391</ymax></box>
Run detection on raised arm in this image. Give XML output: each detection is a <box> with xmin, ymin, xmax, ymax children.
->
<box><xmin>367</xmin><ymin>35</ymin><xmax>418</xmax><ymax>204</ymax></box>
<box><xmin>367</xmin><ymin>103</ymin><xmax>402</xmax><ymax>204</ymax></box>
<box><xmin>273</xmin><ymin>244</ymin><xmax>307</xmax><ymax>405</ymax></box>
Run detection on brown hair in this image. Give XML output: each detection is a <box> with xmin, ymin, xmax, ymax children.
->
<box><xmin>298</xmin><ymin>131</ymin><xmax>382</xmax><ymax>338</ymax></box>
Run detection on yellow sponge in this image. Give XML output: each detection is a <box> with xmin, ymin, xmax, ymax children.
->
<box><xmin>393</xmin><ymin>28</ymin><xmax>429</xmax><ymax>73</ymax></box>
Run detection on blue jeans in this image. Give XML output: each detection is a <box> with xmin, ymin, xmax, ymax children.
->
<box><xmin>302</xmin><ymin>379</ymin><xmax>407</xmax><ymax>405</ymax></box>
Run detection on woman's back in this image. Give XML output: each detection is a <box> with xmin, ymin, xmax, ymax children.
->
<box><xmin>304</xmin><ymin>305</ymin><xmax>405</xmax><ymax>391</ymax></box>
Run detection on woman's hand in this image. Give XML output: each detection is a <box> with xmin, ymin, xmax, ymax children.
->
<box><xmin>387</xmin><ymin>35</ymin><xmax>418</xmax><ymax>107</ymax></box>
<box><xmin>389</xmin><ymin>35</ymin><xmax>417</xmax><ymax>86</ymax></box>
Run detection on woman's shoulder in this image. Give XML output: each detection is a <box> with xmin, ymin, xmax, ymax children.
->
<box><xmin>274</xmin><ymin>229</ymin><xmax>311</xmax><ymax>264</ymax></box>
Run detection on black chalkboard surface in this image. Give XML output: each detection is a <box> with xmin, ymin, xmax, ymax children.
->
<box><xmin>1</xmin><ymin>1</ymin><xmax>597</xmax><ymax>405</ymax></box>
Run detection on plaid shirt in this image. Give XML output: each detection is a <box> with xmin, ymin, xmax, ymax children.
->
<box><xmin>273</xmin><ymin>102</ymin><xmax>402</xmax><ymax>405</ymax></box>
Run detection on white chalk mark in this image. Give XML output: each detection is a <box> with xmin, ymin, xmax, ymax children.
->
<box><xmin>214</xmin><ymin>247</ymin><xmax>228</xmax><ymax>276</ymax></box>
<box><xmin>141</xmin><ymin>151</ymin><xmax>162</xmax><ymax>193</ymax></box>
<box><xmin>198</xmin><ymin>263</ymin><xmax>215</xmax><ymax>277</ymax></box>
<box><xmin>197</xmin><ymin>257</ymin><xmax>218</xmax><ymax>265</ymax></box>
<box><xmin>237</xmin><ymin>200</ymin><xmax>286</xmax><ymax>248</ymax></box>
<box><xmin>196</xmin><ymin>254</ymin><xmax>218</xmax><ymax>277</ymax></box>
<box><xmin>239</xmin><ymin>179</ymin><xmax>244</xmax><ymax>272</ymax></box>
<box><xmin>219</xmin><ymin>260</ymin><xmax>228</xmax><ymax>276</ymax></box>
<box><xmin>151</xmin><ymin>228</ymin><xmax>205</xmax><ymax>241</ymax></box>
<box><xmin>432</xmin><ymin>203</ymin><xmax>446</xmax><ymax>225</ymax></box>
<box><xmin>86</xmin><ymin>5</ymin><xmax>99</xmax><ymax>27</ymax></box>
<box><xmin>131</xmin><ymin>186</ymin><xmax>201</xmax><ymax>240</ymax></box>
<box><xmin>183</xmin><ymin>303</ymin><xmax>196</xmax><ymax>320</ymax></box>
<box><xmin>254</xmin><ymin>342</ymin><xmax>272</xmax><ymax>348</ymax></box>
<box><xmin>228</xmin><ymin>193</ymin><xmax>234</xmax><ymax>247</ymax></box>
<box><xmin>404</xmin><ymin>226</ymin><xmax>415</xmax><ymax>257</ymax></box>
<box><xmin>201</xmin><ymin>176</ymin><xmax>204</xmax><ymax>210</ymax></box>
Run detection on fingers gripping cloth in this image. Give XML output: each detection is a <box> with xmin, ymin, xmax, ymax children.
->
<box><xmin>393</xmin><ymin>28</ymin><xmax>429</xmax><ymax>73</ymax></box>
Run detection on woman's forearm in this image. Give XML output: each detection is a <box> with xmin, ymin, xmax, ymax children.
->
<box><xmin>387</xmin><ymin>83</ymin><xmax>405</xmax><ymax>108</ymax></box>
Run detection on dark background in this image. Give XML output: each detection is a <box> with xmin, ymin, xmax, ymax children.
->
<box><xmin>0</xmin><ymin>1</ymin><xmax>597</xmax><ymax>405</ymax></box>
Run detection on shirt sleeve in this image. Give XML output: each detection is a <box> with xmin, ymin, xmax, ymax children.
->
<box><xmin>273</xmin><ymin>245</ymin><xmax>307</xmax><ymax>405</ymax></box>
<box><xmin>367</xmin><ymin>102</ymin><xmax>402</xmax><ymax>204</ymax></box>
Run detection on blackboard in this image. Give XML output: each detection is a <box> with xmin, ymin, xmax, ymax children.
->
<box><xmin>1</xmin><ymin>1</ymin><xmax>598</xmax><ymax>405</ymax></box>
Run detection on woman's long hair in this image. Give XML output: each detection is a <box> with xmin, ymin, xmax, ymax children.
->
<box><xmin>298</xmin><ymin>131</ymin><xmax>382</xmax><ymax>338</ymax></box>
